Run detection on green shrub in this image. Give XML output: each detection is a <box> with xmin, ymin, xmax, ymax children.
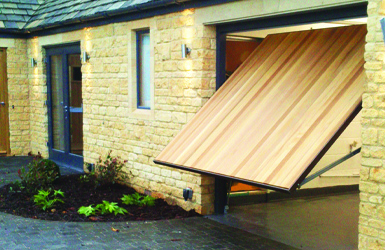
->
<box><xmin>94</xmin><ymin>150</ymin><xmax>127</xmax><ymax>186</ymax></box>
<box><xmin>18</xmin><ymin>153</ymin><xmax>61</xmax><ymax>192</ymax></box>
<box><xmin>33</xmin><ymin>189</ymin><xmax>64</xmax><ymax>211</ymax></box>
<box><xmin>121</xmin><ymin>193</ymin><xmax>156</xmax><ymax>207</ymax></box>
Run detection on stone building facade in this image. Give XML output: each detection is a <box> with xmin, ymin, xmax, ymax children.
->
<box><xmin>2</xmin><ymin>0</ymin><xmax>385</xmax><ymax>248</ymax></box>
<box><xmin>18</xmin><ymin>10</ymin><xmax>216</xmax><ymax>215</ymax></box>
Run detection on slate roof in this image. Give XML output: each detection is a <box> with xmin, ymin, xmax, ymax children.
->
<box><xmin>0</xmin><ymin>0</ymin><xmax>42</xmax><ymax>30</ymax></box>
<box><xmin>0</xmin><ymin>0</ymin><xmax>191</xmax><ymax>32</ymax></box>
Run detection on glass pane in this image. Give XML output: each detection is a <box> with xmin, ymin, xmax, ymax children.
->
<box><xmin>68</xmin><ymin>54</ymin><xmax>83</xmax><ymax>156</ymax></box>
<box><xmin>139</xmin><ymin>32</ymin><xmax>151</xmax><ymax>108</ymax></box>
<box><xmin>51</xmin><ymin>55</ymin><xmax>65</xmax><ymax>151</ymax></box>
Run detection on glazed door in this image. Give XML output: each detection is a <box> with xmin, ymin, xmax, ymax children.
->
<box><xmin>46</xmin><ymin>44</ymin><xmax>83</xmax><ymax>170</ymax></box>
<box><xmin>0</xmin><ymin>48</ymin><xmax>10</xmax><ymax>155</ymax></box>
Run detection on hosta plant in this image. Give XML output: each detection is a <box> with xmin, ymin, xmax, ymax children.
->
<box><xmin>33</xmin><ymin>189</ymin><xmax>64</xmax><ymax>211</ymax></box>
<box><xmin>121</xmin><ymin>193</ymin><xmax>156</xmax><ymax>207</ymax></box>
<box><xmin>78</xmin><ymin>200</ymin><xmax>128</xmax><ymax>217</ymax></box>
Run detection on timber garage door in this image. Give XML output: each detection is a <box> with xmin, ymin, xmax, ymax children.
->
<box><xmin>154</xmin><ymin>25</ymin><xmax>366</xmax><ymax>193</ymax></box>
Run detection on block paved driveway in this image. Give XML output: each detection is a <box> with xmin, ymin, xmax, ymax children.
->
<box><xmin>0</xmin><ymin>157</ymin><xmax>297</xmax><ymax>250</ymax></box>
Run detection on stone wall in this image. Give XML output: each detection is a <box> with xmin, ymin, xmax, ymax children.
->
<box><xmin>25</xmin><ymin>10</ymin><xmax>216</xmax><ymax>214</ymax></box>
<box><xmin>27</xmin><ymin>38</ymin><xmax>48</xmax><ymax>157</ymax></box>
<box><xmin>359</xmin><ymin>0</ymin><xmax>385</xmax><ymax>249</ymax></box>
<box><xmin>2</xmin><ymin>38</ymin><xmax>30</xmax><ymax>155</ymax></box>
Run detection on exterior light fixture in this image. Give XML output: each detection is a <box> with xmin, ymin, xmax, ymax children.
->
<box><xmin>31</xmin><ymin>58</ymin><xmax>37</xmax><ymax>67</ymax></box>
<box><xmin>82</xmin><ymin>51</ymin><xmax>90</xmax><ymax>63</ymax></box>
<box><xmin>381</xmin><ymin>1</ymin><xmax>385</xmax><ymax>42</ymax></box>
<box><xmin>381</xmin><ymin>18</ymin><xmax>385</xmax><ymax>44</ymax></box>
<box><xmin>181</xmin><ymin>44</ymin><xmax>191</xmax><ymax>58</ymax></box>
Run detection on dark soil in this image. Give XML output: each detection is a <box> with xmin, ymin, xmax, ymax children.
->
<box><xmin>0</xmin><ymin>174</ymin><xmax>198</xmax><ymax>222</ymax></box>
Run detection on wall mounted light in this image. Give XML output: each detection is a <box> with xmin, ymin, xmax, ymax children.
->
<box><xmin>82</xmin><ymin>51</ymin><xmax>90</xmax><ymax>63</ymax></box>
<box><xmin>381</xmin><ymin>18</ymin><xmax>385</xmax><ymax>44</ymax></box>
<box><xmin>31</xmin><ymin>58</ymin><xmax>37</xmax><ymax>67</ymax></box>
<box><xmin>181</xmin><ymin>44</ymin><xmax>191</xmax><ymax>58</ymax></box>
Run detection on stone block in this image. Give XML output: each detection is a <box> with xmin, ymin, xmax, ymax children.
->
<box><xmin>362</xmin><ymin>128</ymin><xmax>378</xmax><ymax>145</ymax></box>
<box><xmin>363</xmin><ymin>108</ymin><xmax>379</xmax><ymax>118</ymax></box>
<box><xmin>362</xmin><ymin>158</ymin><xmax>382</xmax><ymax>167</ymax></box>
<box><xmin>363</xmin><ymin>94</ymin><xmax>374</xmax><ymax>108</ymax></box>
<box><xmin>360</xmin><ymin>202</ymin><xmax>378</xmax><ymax>216</ymax></box>
<box><xmin>172</xmin><ymin>170</ymin><xmax>182</xmax><ymax>180</ymax></box>
<box><xmin>360</xmin><ymin>181</ymin><xmax>379</xmax><ymax>193</ymax></box>
<box><xmin>361</xmin><ymin>166</ymin><xmax>370</xmax><ymax>181</ymax></box>
<box><xmin>359</xmin><ymin>225</ymin><xmax>379</xmax><ymax>237</ymax></box>
<box><xmin>371</xmin><ymin>168</ymin><xmax>385</xmax><ymax>183</ymax></box>
<box><xmin>378</xmin><ymin>206</ymin><xmax>385</xmax><ymax>221</ymax></box>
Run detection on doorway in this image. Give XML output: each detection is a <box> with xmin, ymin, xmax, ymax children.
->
<box><xmin>214</xmin><ymin>3</ymin><xmax>368</xmax><ymax>213</ymax></box>
<box><xmin>46</xmin><ymin>43</ymin><xmax>83</xmax><ymax>170</ymax></box>
<box><xmin>0</xmin><ymin>48</ymin><xmax>10</xmax><ymax>156</ymax></box>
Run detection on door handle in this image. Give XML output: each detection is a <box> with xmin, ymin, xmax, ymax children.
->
<box><xmin>64</xmin><ymin>106</ymin><xmax>68</xmax><ymax>119</ymax></box>
<box><xmin>0</xmin><ymin>102</ymin><xmax>5</xmax><ymax>106</ymax></box>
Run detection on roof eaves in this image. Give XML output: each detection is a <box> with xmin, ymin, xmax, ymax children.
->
<box><xmin>21</xmin><ymin>0</ymin><xmax>237</xmax><ymax>35</ymax></box>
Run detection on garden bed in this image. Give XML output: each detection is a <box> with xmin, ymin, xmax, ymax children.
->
<box><xmin>0</xmin><ymin>174</ymin><xmax>198</xmax><ymax>222</ymax></box>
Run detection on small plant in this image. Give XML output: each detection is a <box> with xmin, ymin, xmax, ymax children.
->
<box><xmin>77</xmin><ymin>205</ymin><xmax>97</xmax><ymax>217</ymax></box>
<box><xmin>78</xmin><ymin>201</ymin><xmax>128</xmax><ymax>217</ymax></box>
<box><xmin>78</xmin><ymin>174</ymin><xmax>93</xmax><ymax>183</ymax></box>
<box><xmin>141</xmin><ymin>195</ymin><xmax>156</xmax><ymax>207</ymax></box>
<box><xmin>96</xmin><ymin>200</ymin><xmax>128</xmax><ymax>215</ymax></box>
<box><xmin>18</xmin><ymin>153</ymin><xmax>61</xmax><ymax>192</ymax></box>
<box><xmin>121</xmin><ymin>193</ymin><xmax>156</xmax><ymax>207</ymax></box>
<box><xmin>94</xmin><ymin>150</ymin><xmax>128</xmax><ymax>186</ymax></box>
<box><xmin>33</xmin><ymin>189</ymin><xmax>64</xmax><ymax>211</ymax></box>
<box><xmin>121</xmin><ymin>193</ymin><xmax>140</xmax><ymax>206</ymax></box>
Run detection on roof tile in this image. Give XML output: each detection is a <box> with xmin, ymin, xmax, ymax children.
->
<box><xmin>6</xmin><ymin>14</ymin><xmax>24</xmax><ymax>21</ymax></box>
<box><xmin>3</xmin><ymin>21</ymin><xmax>18</xmax><ymax>29</ymax></box>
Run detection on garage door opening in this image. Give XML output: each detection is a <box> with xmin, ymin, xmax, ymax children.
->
<box><xmin>225</xmin><ymin>18</ymin><xmax>366</xmax><ymax>204</ymax></box>
<box><xmin>210</xmin><ymin>17</ymin><xmax>367</xmax><ymax>250</ymax></box>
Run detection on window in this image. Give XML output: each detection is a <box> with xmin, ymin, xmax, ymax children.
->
<box><xmin>137</xmin><ymin>30</ymin><xmax>151</xmax><ymax>109</ymax></box>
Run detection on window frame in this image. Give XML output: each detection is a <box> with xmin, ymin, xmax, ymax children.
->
<box><xmin>136</xmin><ymin>29</ymin><xmax>151</xmax><ymax>110</ymax></box>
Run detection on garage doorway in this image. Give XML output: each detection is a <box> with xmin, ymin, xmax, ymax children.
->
<box><xmin>213</xmin><ymin>1</ymin><xmax>367</xmax><ymax>211</ymax></box>
<box><xmin>208</xmin><ymin>3</ymin><xmax>367</xmax><ymax>250</ymax></box>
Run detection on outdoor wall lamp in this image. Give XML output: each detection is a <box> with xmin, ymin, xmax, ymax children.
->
<box><xmin>181</xmin><ymin>44</ymin><xmax>191</xmax><ymax>58</ymax></box>
<box><xmin>82</xmin><ymin>51</ymin><xmax>90</xmax><ymax>63</ymax></box>
<box><xmin>31</xmin><ymin>58</ymin><xmax>37</xmax><ymax>67</ymax></box>
<box><xmin>381</xmin><ymin>18</ymin><xmax>385</xmax><ymax>43</ymax></box>
<box><xmin>380</xmin><ymin>1</ymin><xmax>385</xmax><ymax>42</ymax></box>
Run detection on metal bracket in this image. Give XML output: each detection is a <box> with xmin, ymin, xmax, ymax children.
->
<box><xmin>299</xmin><ymin>147</ymin><xmax>361</xmax><ymax>188</ymax></box>
<box><xmin>225</xmin><ymin>180</ymin><xmax>233</xmax><ymax>213</ymax></box>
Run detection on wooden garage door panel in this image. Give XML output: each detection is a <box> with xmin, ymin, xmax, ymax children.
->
<box><xmin>154</xmin><ymin>25</ymin><xmax>366</xmax><ymax>192</ymax></box>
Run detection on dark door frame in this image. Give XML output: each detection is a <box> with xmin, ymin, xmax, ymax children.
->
<box><xmin>213</xmin><ymin>2</ymin><xmax>368</xmax><ymax>214</ymax></box>
<box><xmin>46</xmin><ymin>42</ymin><xmax>83</xmax><ymax>171</ymax></box>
